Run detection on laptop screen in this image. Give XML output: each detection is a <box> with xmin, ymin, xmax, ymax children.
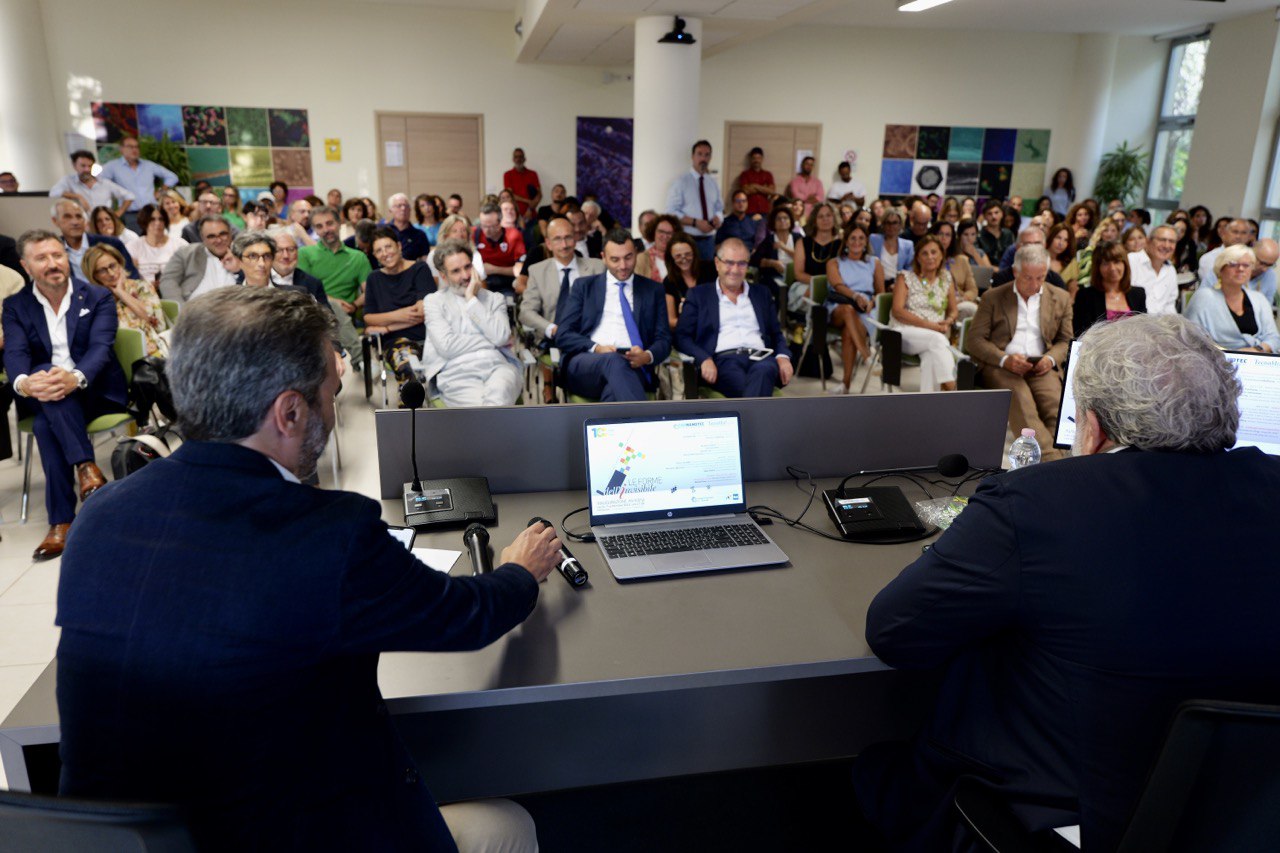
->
<box><xmin>584</xmin><ymin>412</ymin><xmax>747</xmax><ymax>526</ymax></box>
<box><xmin>1056</xmin><ymin>342</ymin><xmax>1280</xmax><ymax>455</ymax></box>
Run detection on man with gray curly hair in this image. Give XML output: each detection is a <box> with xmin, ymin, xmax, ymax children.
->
<box><xmin>856</xmin><ymin>313</ymin><xmax>1280</xmax><ymax>851</ymax></box>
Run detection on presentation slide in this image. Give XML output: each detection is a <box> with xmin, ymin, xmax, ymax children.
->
<box><xmin>1054</xmin><ymin>341</ymin><xmax>1082</xmax><ymax>449</ymax></box>
<box><xmin>587</xmin><ymin>416</ymin><xmax>744</xmax><ymax>519</ymax></box>
<box><xmin>1227</xmin><ymin>352</ymin><xmax>1280</xmax><ymax>456</ymax></box>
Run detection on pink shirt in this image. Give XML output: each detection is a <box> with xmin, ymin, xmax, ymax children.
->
<box><xmin>787</xmin><ymin>175</ymin><xmax>825</xmax><ymax>218</ymax></box>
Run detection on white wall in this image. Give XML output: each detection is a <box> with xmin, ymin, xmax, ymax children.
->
<box><xmin>37</xmin><ymin>0</ymin><xmax>634</xmax><ymax>200</ymax></box>
<box><xmin>1100</xmin><ymin>36</ymin><xmax>1166</xmax><ymax>160</ymax></box>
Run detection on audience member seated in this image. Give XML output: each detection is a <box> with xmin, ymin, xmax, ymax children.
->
<box><xmin>88</xmin><ymin>206</ymin><xmax>139</xmax><ymax>251</ymax></box>
<box><xmin>4</xmin><ymin>229</ymin><xmax>127</xmax><ymax>560</ymax></box>
<box><xmin>555</xmin><ymin>229</ymin><xmax>671</xmax><ymax>402</ymax></box>
<box><xmin>0</xmin><ymin>171</ymin><xmax>18</xmax><ymax>192</ymax></box>
<box><xmin>786</xmin><ymin>156</ymin><xmax>824</xmax><ymax>222</ymax></box>
<box><xmin>82</xmin><ymin>244</ymin><xmax>168</xmax><ymax>357</ymax></box>
<box><xmin>904</xmin><ymin>202</ymin><xmax>932</xmax><ymax>244</ymax></box>
<box><xmin>675</xmin><ymin>238</ymin><xmax>792</xmax><ymax>398</ymax></box>
<box><xmin>220</xmin><ymin>188</ymin><xmax>245</xmax><ymax>230</ymax></box>
<box><xmin>662</xmin><ymin>233</ymin><xmax>710</xmax><ymax>330</ymax></box>
<box><xmin>49</xmin><ymin>150</ymin><xmax>133</xmax><ymax>214</ymax></box>
<box><xmin>824</xmin><ymin>224</ymin><xmax>881</xmax><ymax>394</ymax></box>
<box><xmin>128</xmin><ymin>204</ymin><xmax>187</xmax><ymax>283</ymax></box>
<box><xmin>955</xmin><ymin>217</ymin><xmax>991</xmax><ymax>270</ymax></box>
<box><xmin>1071</xmin><ymin>217</ymin><xmax>1121</xmax><ymax>286</ymax></box>
<box><xmin>298</xmin><ymin>205</ymin><xmax>370</xmax><ymax>372</ymax></box>
<box><xmin>1065</xmin><ymin>202</ymin><xmax>1096</xmax><ymax>252</ymax></box>
<box><xmin>1170</xmin><ymin>216</ymin><xmax>1199</xmax><ymax>273</ymax></box>
<box><xmin>283</xmin><ymin>198</ymin><xmax>316</xmax><ymax>248</ymax></box>
<box><xmin>52</xmin><ymin>199</ymin><xmax>143</xmax><ymax>282</ymax></box>
<box><xmin>1238</xmin><ymin>238</ymin><xmax>1279</xmax><ymax>303</ymax></box>
<box><xmin>827</xmin><ymin>160</ymin><xmax>866</xmax><ymax>208</ymax></box>
<box><xmin>339</xmin><ymin>197</ymin><xmax>367</xmax><ymax>241</ymax></box>
<box><xmin>634</xmin><ymin>213</ymin><xmax>679</xmax><ymax>282</ymax></box>
<box><xmin>794</xmin><ymin>203</ymin><xmax>842</xmax><ymax>303</ymax></box>
<box><xmin>991</xmin><ymin>227</ymin><xmax>1068</xmax><ymax>291</ymax></box>
<box><xmin>180</xmin><ymin>191</ymin><xmax>239</xmax><ymax>244</ymax></box>
<box><xmin>384</xmin><ymin>193</ymin><xmax>430</xmax><ymax>261</ymax></box>
<box><xmin>968</xmin><ymin>243</ymin><xmax>1072</xmax><ymax>460</ymax></box>
<box><xmin>749</xmin><ymin>204</ymin><xmax>799</xmax><ymax>304</ymax></box>
<box><xmin>1045</xmin><ymin>222</ymin><xmax>1078</xmax><ymax>297</ymax></box>
<box><xmin>1124</xmin><ymin>223</ymin><xmax>1179</xmax><ymax>315</ymax></box>
<box><xmin>1185</xmin><ymin>244</ymin><xmax>1280</xmax><ymax>353</ymax></box>
<box><xmin>520</xmin><ymin>216</ymin><xmax>605</xmax><ymax>344</ymax></box>
<box><xmin>422</xmin><ymin>240</ymin><xmax>520</xmax><ymax>407</ymax></box>
<box><xmin>160</xmin><ymin>216</ymin><xmax>237</xmax><ymax>303</ymax></box>
<box><xmin>856</xmin><ymin>312</ymin><xmax>1280</xmax><ymax>851</ymax></box>
<box><xmin>1198</xmin><ymin>219</ymin><xmax>1257</xmax><ymax>286</ymax></box>
<box><xmin>267</xmin><ymin>228</ymin><xmax>329</xmax><ymax>308</ymax></box>
<box><xmin>240</xmin><ymin>201</ymin><xmax>271</xmax><ymax>232</ymax></box>
<box><xmin>474</xmin><ymin>202</ymin><xmax>526</xmax><ymax>294</ymax></box>
<box><xmin>536</xmin><ymin>183</ymin><xmax>570</xmax><ymax>235</ymax></box>
<box><xmin>230</xmin><ymin>231</ymin><xmax>311</xmax><ymax>299</ymax></box>
<box><xmin>426</xmin><ymin>214</ymin><xmax>486</xmax><ymax>288</ymax></box>
<box><xmin>976</xmin><ymin>199</ymin><xmax>1014</xmax><ymax>264</ymax></box>
<box><xmin>716</xmin><ymin>191</ymin><xmax>757</xmax><ymax>249</ymax></box>
<box><xmin>889</xmin><ymin>235</ymin><xmax>958</xmax><ymax>393</ymax></box>
<box><xmin>412</xmin><ymin>193</ymin><xmax>442</xmax><ymax>246</ymax></box>
<box><xmin>268</xmin><ymin>179</ymin><xmax>289</xmax><ymax>217</ymax></box>
<box><xmin>869</xmin><ymin>208</ymin><xmax>914</xmax><ymax>285</ymax></box>
<box><xmin>931</xmin><ymin>221</ymin><xmax>978</xmax><ymax>319</ymax></box>
<box><xmin>1121</xmin><ymin>225</ymin><xmax>1146</xmax><ymax>254</ymax></box>
<box><xmin>363</xmin><ymin>227</ymin><xmax>436</xmax><ymax>394</ymax></box>
<box><xmin>1074</xmin><ymin>241</ymin><xmax>1146</xmax><ymax>339</ymax></box>
<box><xmin>667</xmin><ymin>140</ymin><xmax>723</xmax><ymax>260</ymax></box>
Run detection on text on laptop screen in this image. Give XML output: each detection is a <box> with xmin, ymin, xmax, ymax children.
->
<box><xmin>586</xmin><ymin>414</ymin><xmax>746</xmax><ymax>521</ymax></box>
<box><xmin>1056</xmin><ymin>344</ymin><xmax>1280</xmax><ymax>455</ymax></box>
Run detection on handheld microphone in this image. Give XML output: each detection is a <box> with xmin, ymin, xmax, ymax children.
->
<box><xmin>528</xmin><ymin>516</ymin><xmax>588</xmax><ymax>589</ymax></box>
<box><xmin>463</xmin><ymin>523</ymin><xmax>492</xmax><ymax>575</ymax></box>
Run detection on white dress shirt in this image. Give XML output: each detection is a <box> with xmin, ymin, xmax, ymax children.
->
<box><xmin>1003</xmin><ymin>289</ymin><xmax>1047</xmax><ymax>362</ymax></box>
<box><xmin>828</xmin><ymin>178</ymin><xmax>866</xmax><ymax>202</ymax></box>
<box><xmin>48</xmin><ymin>174</ymin><xmax>134</xmax><ymax>210</ymax></box>
<box><xmin>590</xmin><ymin>274</ymin><xmax>639</xmax><ymax>349</ymax></box>
<box><xmin>190</xmin><ymin>248</ymin><xmax>237</xmax><ymax>299</ymax></box>
<box><xmin>1129</xmin><ymin>249</ymin><xmax>1178</xmax><ymax>316</ymax></box>
<box><xmin>714</xmin><ymin>281</ymin><xmax>765</xmax><ymax>352</ymax></box>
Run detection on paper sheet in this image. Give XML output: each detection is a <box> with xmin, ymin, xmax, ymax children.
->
<box><xmin>412</xmin><ymin>547</ymin><xmax>461</xmax><ymax>574</ymax></box>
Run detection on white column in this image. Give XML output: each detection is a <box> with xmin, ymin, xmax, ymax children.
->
<box><xmin>1063</xmin><ymin>33</ymin><xmax>1119</xmax><ymax>199</ymax></box>
<box><xmin>0</xmin><ymin>0</ymin><xmax>65</xmax><ymax>190</ymax></box>
<box><xmin>632</xmin><ymin>16</ymin><xmax>703</xmax><ymax>230</ymax></box>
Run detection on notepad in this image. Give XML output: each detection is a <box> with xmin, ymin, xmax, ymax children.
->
<box><xmin>412</xmin><ymin>548</ymin><xmax>461</xmax><ymax>574</ymax></box>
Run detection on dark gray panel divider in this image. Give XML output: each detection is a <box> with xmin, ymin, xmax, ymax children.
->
<box><xmin>376</xmin><ymin>391</ymin><xmax>1012</xmax><ymax>498</ymax></box>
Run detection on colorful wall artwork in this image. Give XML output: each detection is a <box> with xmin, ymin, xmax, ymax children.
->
<box><xmin>878</xmin><ymin>125</ymin><xmax>1050</xmax><ymax>211</ymax></box>
<box><xmin>91</xmin><ymin>102</ymin><xmax>313</xmax><ymax>200</ymax></box>
<box><xmin>576</xmin><ymin>117</ymin><xmax>633</xmax><ymax>227</ymax></box>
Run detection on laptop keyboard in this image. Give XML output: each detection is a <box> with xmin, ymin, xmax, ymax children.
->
<box><xmin>601</xmin><ymin>524</ymin><xmax>768</xmax><ymax>558</ymax></box>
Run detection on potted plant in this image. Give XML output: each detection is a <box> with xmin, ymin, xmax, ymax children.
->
<box><xmin>1093</xmin><ymin>141</ymin><xmax>1150</xmax><ymax>206</ymax></box>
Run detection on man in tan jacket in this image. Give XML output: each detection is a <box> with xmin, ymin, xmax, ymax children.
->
<box><xmin>967</xmin><ymin>243</ymin><xmax>1073</xmax><ymax>460</ymax></box>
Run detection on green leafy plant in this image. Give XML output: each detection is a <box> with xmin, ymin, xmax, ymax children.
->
<box><xmin>1094</xmin><ymin>141</ymin><xmax>1150</xmax><ymax>206</ymax></box>
<box><xmin>139</xmin><ymin>133</ymin><xmax>192</xmax><ymax>187</ymax></box>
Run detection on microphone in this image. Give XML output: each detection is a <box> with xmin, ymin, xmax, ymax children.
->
<box><xmin>463</xmin><ymin>523</ymin><xmax>492</xmax><ymax>575</ymax></box>
<box><xmin>937</xmin><ymin>453</ymin><xmax>970</xmax><ymax>478</ymax></box>
<box><xmin>528</xmin><ymin>516</ymin><xmax>588</xmax><ymax>589</ymax></box>
<box><xmin>401</xmin><ymin>379</ymin><xmax>426</xmax><ymax>522</ymax></box>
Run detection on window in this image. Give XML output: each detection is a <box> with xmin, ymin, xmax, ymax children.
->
<box><xmin>1146</xmin><ymin>35</ymin><xmax>1210</xmax><ymax>211</ymax></box>
<box><xmin>1262</xmin><ymin>117</ymin><xmax>1280</xmax><ymax>241</ymax></box>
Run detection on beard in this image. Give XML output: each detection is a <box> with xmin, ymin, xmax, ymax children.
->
<box><xmin>295</xmin><ymin>404</ymin><xmax>331</xmax><ymax>481</ymax></box>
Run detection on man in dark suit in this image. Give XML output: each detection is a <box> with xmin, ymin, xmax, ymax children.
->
<box><xmin>855</xmin><ymin>314</ymin><xmax>1280</xmax><ymax>851</ymax></box>
<box><xmin>51</xmin><ymin>198</ymin><xmax>142</xmax><ymax>281</ymax></box>
<box><xmin>0</xmin><ymin>231</ymin><xmax>22</xmax><ymax>280</ymax></box>
<box><xmin>3</xmin><ymin>229</ymin><xmax>127</xmax><ymax>559</ymax></box>
<box><xmin>675</xmin><ymin>237</ymin><xmax>793</xmax><ymax>397</ymax></box>
<box><xmin>555</xmin><ymin>228</ymin><xmax>671</xmax><ymax>401</ymax></box>
<box><xmin>56</xmin><ymin>287</ymin><xmax>560</xmax><ymax>851</ymax></box>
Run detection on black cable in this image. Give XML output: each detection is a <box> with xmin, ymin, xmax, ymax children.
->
<box><xmin>559</xmin><ymin>505</ymin><xmax>594</xmax><ymax>542</ymax></box>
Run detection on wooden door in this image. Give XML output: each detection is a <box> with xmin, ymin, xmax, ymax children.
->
<box><xmin>377</xmin><ymin>112</ymin><xmax>484</xmax><ymax>213</ymax></box>
<box><xmin>723</xmin><ymin>121</ymin><xmax>823</xmax><ymax>197</ymax></box>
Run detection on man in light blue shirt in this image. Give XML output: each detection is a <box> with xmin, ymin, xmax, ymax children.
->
<box><xmin>666</xmin><ymin>139</ymin><xmax>722</xmax><ymax>261</ymax></box>
<box><xmin>48</xmin><ymin>151</ymin><xmax>133</xmax><ymax>217</ymax></box>
<box><xmin>99</xmin><ymin>136</ymin><xmax>178</xmax><ymax>233</ymax></box>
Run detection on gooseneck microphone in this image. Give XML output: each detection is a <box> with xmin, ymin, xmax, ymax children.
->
<box><xmin>937</xmin><ymin>453</ymin><xmax>970</xmax><ymax>479</ymax></box>
<box><xmin>401</xmin><ymin>379</ymin><xmax>426</xmax><ymax>495</ymax></box>
<box><xmin>463</xmin><ymin>523</ymin><xmax>492</xmax><ymax>575</ymax></box>
<box><xmin>528</xmin><ymin>516</ymin><xmax>588</xmax><ymax>588</ymax></box>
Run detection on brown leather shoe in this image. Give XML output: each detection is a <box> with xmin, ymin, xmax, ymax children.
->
<box><xmin>77</xmin><ymin>462</ymin><xmax>107</xmax><ymax>501</ymax></box>
<box><xmin>33</xmin><ymin>523</ymin><xmax>71</xmax><ymax>561</ymax></box>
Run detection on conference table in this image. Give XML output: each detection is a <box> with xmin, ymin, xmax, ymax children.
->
<box><xmin>1</xmin><ymin>391</ymin><xmax>1012</xmax><ymax>800</ymax></box>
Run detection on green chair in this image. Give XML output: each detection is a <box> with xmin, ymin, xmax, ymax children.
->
<box><xmin>860</xmin><ymin>292</ymin><xmax>920</xmax><ymax>393</ymax></box>
<box><xmin>159</xmin><ymin>299</ymin><xmax>180</xmax><ymax>327</ymax></box>
<box><xmin>20</xmin><ymin>327</ymin><xmax>143</xmax><ymax>523</ymax></box>
<box><xmin>795</xmin><ymin>274</ymin><xmax>848</xmax><ymax>391</ymax></box>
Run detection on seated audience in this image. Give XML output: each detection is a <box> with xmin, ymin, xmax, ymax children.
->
<box><xmin>474</xmin><ymin>202</ymin><xmax>526</xmax><ymax>294</ymax></box>
<box><xmin>1065</xmin><ymin>201</ymin><xmax>1095</xmax><ymax>250</ymax></box>
<box><xmin>555</xmin><ymin>229</ymin><xmax>671</xmax><ymax>402</ymax></box>
<box><xmin>794</xmin><ymin>203</ymin><xmax>842</xmax><ymax>294</ymax></box>
<box><xmin>856</xmin><ymin>312</ymin><xmax>1280</xmax><ymax>851</ymax></box>
<box><xmin>446</xmin><ymin>193</ymin><xmax>463</xmax><ymax>217</ymax></box>
<box><xmin>220</xmin><ymin>188</ymin><xmax>245</xmax><ymax>230</ymax></box>
<box><xmin>635</xmin><ymin>213</ymin><xmax>679</xmax><ymax>281</ymax></box>
<box><xmin>1127</xmin><ymin>224</ymin><xmax>1179</xmax><ymax>315</ymax></box>
<box><xmin>824</xmin><ymin>224</ymin><xmax>881</xmax><ymax>394</ymax></box>
<box><xmin>83</xmin><ymin>243</ymin><xmax>168</xmax><ymax>357</ymax></box>
<box><xmin>1070</xmin><ymin>217</ymin><xmax>1121</xmax><ymax>286</ymax></box>
<box><xmin>340</xmin><ymin>197</ymin><xmax>367</xmax><ymax>241</ymax></box>
<box><xmin>269</xmin><ymin>179</ymin><xmax>289</xmax><ymax>216</ymax></box>
<box><xmin>869</xmin><ymin>209</ymin><xmax>914</xmax><ymax>284</ymax></box>
<box><xmin>426</xmin><ymin>214</ymin><xmax>486</xmax><ymax>288</ymax></box>
<box><xmin>992</xmin><ymin>227</ymin><xmax>1068</xmax><ymax>291</ymax></box>
<box><xmin>955</xmin><ymin>217</ymin><xmax>991</xmax><ymax>270</ymax></box>
<box><xmin>159</xmin><ymin>190</ymin><xmax>190</xmax><ymax>238</ymax></box>
<box><xmin>662</xmin><ymin>233</ymin><xmax>710</xmax><ymax>330</ymax></box>
<box><xmin>904</xmin><ymin>202</ymin><xmax>932</xmax><ymax>244</ymax></box>
<box><xmin>1074</xmin><ymin>241</ymin><xmax>1146</xmax><ymax>338</ymax></box>
<box><xmin>674</xmin><ymin>238</ymin><xmax>792</xmax><ymax>398</ymax></box>
<box><xmin>1185</xmin><ymin>244</ymin><xmax>1280</xmax><ymax>353</ymax></box>
<box><xmin>298</xmin><ymin>206</ymin><xmax>370</xmax><ymax>372</ymax></box>
<box><xmin>52</xmin><ymin>199</ymin><xmax>142</xmax><ymax>282</ymax></box>
<box><xmin>159</xmin><ymin>216</ymin><xmax>237</xmax><ymax>303</ymax></box>
<box><xmin>0</xmin><ymin>171</ymin><xmax>18</xmax><ymax>192</ymax></box>
<box><xmin>575</xmin><ymin>202</ymin><xmax>605</xmax><ymax>259</ymax></box>
<box><xmin>326</xmin><ymin>188</ymin><xmax>342</xmax><ymax>210</ymax></box>
<box><xmin>931</xmin><ymin>221</ymin><xmax>978</xmax><ymax>319</ymax></box>
<box><xmin>412</xmin><ymin>193</ymin><xmax>442</xmax><ymax>247</ymax></box>
<box><xmin>128</xmin><ymin>204</ymin><xmax>187</xmax><ymax>283</ymax></box>
<box><xmin>181</xmin><ymin>191</ymin><xmax>239</xmax><ymax>244</ymax></box>
<box><xmin>88</xmin><ymin>206</ymin><xmax>138</xmax><ymax>251</ymax></box>
<box><xmin>1045</xmin><ymin>222</ymin><xmax>1078</xmax><ymax>297</ymax></box>
<box><xmin>977</xmin><ymin>199</ymin><xmax>1014</xmax><ymax>263</ymax></box>
<box><xmin>49</xmin><ymin>150</ymin><xmax>133</xmax><ymax>214</ymax></box>
<box><xmin>889</xmin><ymin>235</ymin><xmax>958</xmax><ymax>393</ymax></box>
<box><xmin>1170</xmin><ymin>217</ymin><xmax>1199</xmax><ymax>273</ymax></box>
<box><xmin>716</xmin><ymin>191</ymin><xmax>757</xmax><ymax>248</ymax></box>
<box><xmin>283</xmin><ymin>198</ymin><xmax>316</xmax><ymax>248</ymax></box>
<box><xmin>268</xmin><ymin>228</ymin><xmax>329</xmax><ymax>308</ymax></box>
<box><xmin>1238</xmin><ymin>237</ymin><xmax>1279</xmax><ymax>303</ymax></box>
<box><xmin>423</xmin><ymin>240</ymin><xmax>521</xmax><ymax>407</ymax></box>
<box><xmin>749</xmin><ymin>204</ymin><xmax>799</xmax><ymax>304</ymax></box>
<box><xmin>520</xmin><ymin>217</ymin><xmax>605</xmax><ymax>345</ymax></box>
<box><xmin>1121</xmin><ymin>225</ymin><xmax>1146</xmax><ymax>254</ymax></box>
<box><xmin>4</xmin><ymin>229</ymin><xmax>127</xmax><ymax>560</ymax></box>
<box><xmin>363</xmin><ymin>227</ymin><xmax>436</xmax><ymax>394</ymax></box>
<box><xmin>967</xmin><ymin>243</ymin><xmax>1073</xmax><ymax>460</ymax></box>
<box><xmin>536</xmin><ymin>184</ymin><xmax>570</xmax><ymax>235</ymax></box>
<box><xmin>384</xmin><ymin>193</ymin><xmax>430</xmax><ymax>261</ymax></box>
<box><xmin>1198</xmin><ymin>219</ymin><xmax>1252</xmax><ymax>284</ymax></box>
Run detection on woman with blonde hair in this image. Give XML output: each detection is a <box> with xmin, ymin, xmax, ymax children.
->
<box><xmin>82</xmin><ymin>243</ymin><xmax>168</xmax><ymax>356</ymax></box>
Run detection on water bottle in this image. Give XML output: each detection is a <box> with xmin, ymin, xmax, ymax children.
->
<box><xmin>1008</xmin><ymin>428</ymin><xmax>1041</xmax><ymax>470</ymax></box>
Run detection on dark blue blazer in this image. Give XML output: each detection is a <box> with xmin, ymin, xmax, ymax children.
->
<box><xmin>555</xmin><ymin>272</ymin><xmax>672</xmax><ymax>368</ymax></box>
<box><xmin>674</xmin><ymin>281</ymin><xmax>791</xmax><ymax>366</ymax></box>
<box><xmin>87</xmin><ymin>234</ymin><xmax>143</xmax><ymax>281</ymax></box>
<box><xmin>1</xmin><ymin>279</ymin><xmax>127</xmax><ymax>412</ymax></box>
<box><xmin>291</xmin><ymin>267</ymin><xmax>332</xmax><ymax>311</ymax></box>
<box><xmin>56</xmin><ymin>441</ymin><xmax>540</xmax><ymax>852</ymax></box>
<box><xmin>862</xmin><ymin>448</ymin><xmax>1280</xmax><ymax>851</ymax></box>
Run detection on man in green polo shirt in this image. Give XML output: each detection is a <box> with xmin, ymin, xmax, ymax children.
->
<box><xmin>299</xmin><ymin>205</ymin><xmax>370</xmax><ymax>371</ymax></box>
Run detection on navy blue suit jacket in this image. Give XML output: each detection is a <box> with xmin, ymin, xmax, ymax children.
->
<box><xmin>555</xmin><ymin>272</ymin><xmax>672</xmax><ymax>369</ymax></box>
<box><xmin>1</xmin><ymin>279</ymin><xmax>127</xmax><ymax>413</ymax></box>
<box><xmin>291</xmin><ymin>267</ymin><xmax>332</xmax><ymax>311</ymax></box>
<box><xmin>674</xmin><ymin>281</ymin><xmax>791</xmax><ymax>366</ymax></box>
<box><xmin>56</xmin><ymin>441</ymin><xmax>540</xmax><ymax>851</ymax></box>
<box><xmin>862</xmin><ymin>448</ymin><xmax>1280</xmax><ymax>850</ymax></box>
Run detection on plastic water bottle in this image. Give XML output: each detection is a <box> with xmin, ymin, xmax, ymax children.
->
<box><xmin>1008</xmin><ymin>428</ymin><xmax>1041</xmax><ymax>469</ymax></box>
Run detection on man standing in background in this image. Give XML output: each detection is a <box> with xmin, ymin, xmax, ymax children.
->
<box><xmin>503</xmin><ymin>148</ymin><xmax>542</xmax><ymax>219</ymax></box>
<box><xmin>99</xmin><ymin>136</ymin><xmax>178</xmax><ymax>233</ymax></box>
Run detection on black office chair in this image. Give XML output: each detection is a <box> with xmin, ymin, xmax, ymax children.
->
<box><xmin>954</xmin><ymin>699</ymin><xmax>1280</xmax><ymax>853</ymax></box>
<box><xmin>0</xmin><ymin>789</ymin><xmax>197</xmax><ymax>852</ymax></box>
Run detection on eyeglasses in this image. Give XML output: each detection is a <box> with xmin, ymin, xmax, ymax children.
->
<box><xmin>242</xmin><ymin>252</ymin><xmax>275</xmax><ymax>262</ymax></box>
<box><xmin>1223</xmin><ymin>262</ymin><xmax>1252</xmax><ymax>271</ymax></box>
<box><xmin>205</xmin><ymin>231</ymin><xmax>231</xmax><ymax>240</ymax></box>
<box><xmin>94</xmin><ymin>260</ymin><xmax>121</xmax><ymax>276</ymax></box>
<box><xmin>716</xmin><ymin>258</ymin><xmax>749</xmax><ymax>268</ymax></box>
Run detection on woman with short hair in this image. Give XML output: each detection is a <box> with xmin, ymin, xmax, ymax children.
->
<box><xmin>127</xmin><ymin>203</ymin><xmax>187</xmax><ymax>283</ymax></box>
<box><xmin>1185</xmin><ymin>244</ymin><xmax>1280</xmax><ymax>353</ymax></box>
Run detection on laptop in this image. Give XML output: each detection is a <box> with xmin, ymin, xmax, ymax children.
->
<box><xmin>583</xmin><ymin>411</ymin><xmax>788</xmax><ymax>581</ymax></box>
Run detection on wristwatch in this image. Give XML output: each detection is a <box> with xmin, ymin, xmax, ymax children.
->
<box><xmin>73</xmin><ymin>369</ymin><xmax>88</xmax><ymax>391</ymax></box>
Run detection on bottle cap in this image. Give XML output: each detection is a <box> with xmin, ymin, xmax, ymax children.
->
<box><xmin>1020</xmin><ymin>428</ymin><xmax>1036</xmax><ymax>438</ymax></box>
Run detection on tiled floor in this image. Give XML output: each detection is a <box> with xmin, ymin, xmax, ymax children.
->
<box><xmin>0</xmin><ymin>352</ymin><xmax>977</xmax><ymax>733</ymax></box>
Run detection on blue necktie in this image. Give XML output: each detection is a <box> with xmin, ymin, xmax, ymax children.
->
<box><xmin>554</xmin><ymin>266</ymin><xmax>572</xmax><ymax>322</ymax></box>
<box><xmin>616</xmin><ymin>281</ymin><xmax>649</xmax><ymax>381</ymax></box>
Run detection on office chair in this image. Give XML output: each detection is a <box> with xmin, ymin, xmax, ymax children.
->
<box><xmin>0</xmin><ymin>789</ymin><xmax>196</xmax><ymax>853</ymax></box>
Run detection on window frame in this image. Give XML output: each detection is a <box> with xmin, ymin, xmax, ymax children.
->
<box><xmin>1261</xmin><ymin>114</ymin><xmax>1280</xmax><ymax>234</ymax></box>
<box><xmin>1145</xmin><ymin>33</ymin><xmax>1211</xmax><ymax>210</ymax></box>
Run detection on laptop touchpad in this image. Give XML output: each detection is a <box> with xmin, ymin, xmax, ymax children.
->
<box><xmin>651</xmin><ymin>552</ymin><xmax>710</xmax><ymax>572</ymax></box>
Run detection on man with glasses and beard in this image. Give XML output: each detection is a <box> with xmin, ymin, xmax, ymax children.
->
<box><xmin>55</xmin><ymin>286</ymin><xmax>559</xmax><ymax>852</ymax></box>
